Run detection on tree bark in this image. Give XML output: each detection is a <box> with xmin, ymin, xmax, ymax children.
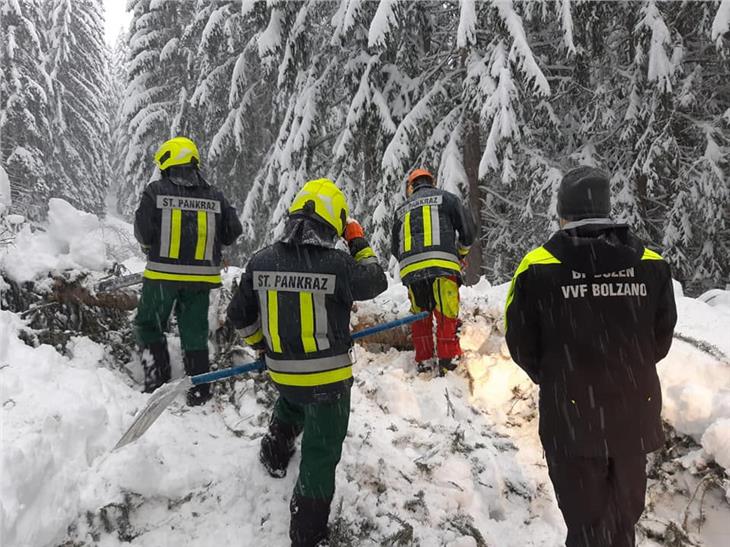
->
<box><xmin>462</xmin><ymin>114</ymin><xmax>483</xmax><ymax>286</ymax></box>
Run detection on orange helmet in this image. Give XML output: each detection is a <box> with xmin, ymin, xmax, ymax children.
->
<box><xmin>407</xmin><ymin>168</ymin><xmax>434</xmax><ymax>188</ymax></box>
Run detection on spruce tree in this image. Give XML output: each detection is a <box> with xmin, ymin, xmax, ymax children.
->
<box><xmin>47</xmin><ymin>0</ymin><xmax>110</xmax><ymax>215</ymax></box>
<box><xmin>0</xmin><ymin>0</ymin><xmax>53</xmax><ymax>218</ymax></box>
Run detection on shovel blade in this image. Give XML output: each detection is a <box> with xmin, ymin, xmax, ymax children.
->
<box><xmin>113</xmin><ymin>376</ymin><xmax>193</xmax><ymax>450</ymax></box>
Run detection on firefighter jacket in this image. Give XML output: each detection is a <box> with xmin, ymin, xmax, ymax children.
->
<box><xmin>227</xmin><ymin>218</ymin><xmax>388</xmax><ymax>404</ymax></box>
<box><xmin>390</xmin><ymin>183</ymin><xmax>476</xmax><ymax>285</ymax></box>
<box><xmin>505</xmin><ymin>221</ymin><xmax>677</xmax><ymax>458</ymax></box>
<box><xmin>134</xmin><ymin>172</ymin><xmax>243</xmax><ymax>290</ymax></box>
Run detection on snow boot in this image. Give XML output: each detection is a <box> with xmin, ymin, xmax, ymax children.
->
<box><xmin>416</xmin><ymin>361</ymin><xmax>432</xmax><ymax>375</ymax></box>
<box><xmin>259</xmin><ymin>416</ymin><xmax>303</xmax><ymax>478</ymax></box>
<box><xmin>183</xmin><ymin>350</ymin><xmax>212</xmax><ymax>406</ymax></box>
<box><xmin>141</xmin><ymin>340</ymin><xmax>171</xmax><ymax>393</ymax></box>
<box><xmin>290</xmin><ymin>492</ymin><xmax>332</xmax><ymax>547</ymax></box>
<box><xmin>438</xmin><ymin>358</ymin><xmax>457</xmax><ymax>377</ymax></box>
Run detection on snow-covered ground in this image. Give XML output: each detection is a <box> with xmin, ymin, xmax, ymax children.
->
<box><xmin>1</xmin><ymin>201</ymin><xmax>729</xmax><ymax>546</ymax></box>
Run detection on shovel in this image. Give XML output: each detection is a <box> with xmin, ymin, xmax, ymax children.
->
<box><xmin>113</xmin><ymin>311</ymin><xmax>428</xmax><ymax>450</ymax></box>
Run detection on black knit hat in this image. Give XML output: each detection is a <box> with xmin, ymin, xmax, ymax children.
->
<box><xmin>557</xmin><ymin>166</ymin><xmax>611</xmax><ymax>221</ymax></box>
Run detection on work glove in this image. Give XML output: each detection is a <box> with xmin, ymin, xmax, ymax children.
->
<box><xmin>343</xmin><ymin>218</ymin><xmax>365</xmax><ymax>242</ymax></box>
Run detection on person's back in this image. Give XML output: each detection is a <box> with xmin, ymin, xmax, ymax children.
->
<box><xmin>227</xmin><ymin>178</ymin><xmax>386</xmax><ymax>546</ymax></box>
<box><xmin>390</xmin><ymin>169</ymin><xmax>476</xmax><ymax>375</ymax></box>
<box><xmin>240</xmin><ymin>237</ymin><xmax>384</xmax><ymax>403</ymax></box>
<box><xmin>505</xmin><ymin>166</ymin><xmax>677</xmax><ymax>547</ymax></box>
<box><xmin>136</xmin><ymin>164</ymin><xmax>241</xmax><ymax>287</ymax></box>
<box><xmin>391</xmin><ymin>174</ymin><xmax>474</xmax><ymax>286</ymax></box>
<box><xmin>506</xmin><ymin>221</ymin><xmax>675</xmax><ymax>456</ymax></box>
<box><xmin>133</xmin><ymin>137</ymin><xmax>242</xmax><ymax>404</ymax></box>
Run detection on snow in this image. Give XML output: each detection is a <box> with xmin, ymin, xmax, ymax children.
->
<box><xmin>368</xmin><ymin>0</ymin><xmax>398</xmax><ymax>49</ymax></box>
<box><xmin>712</xmin><ymin>0</ymin><xmax>730</xmax><ymax>44</ymax></box>
<box><xmin>0</xmin><ymin>164</ymin><xmax>10</xmax><ymax>213</ymax></box>
<box><xmin>0</xmin><ymin>199</ymin><xmax>110</xmax><ymax>282</ymax></box>
<box><xmin>457</xmin><ymin>0</ymin><xmax>477</xmax><ymax>49</ymax></box>
<box><xmin>638</xmin><ymin>1</ymin><xmax>675</xmax><ymax>92</ymax></box>
<box><xmin>1</xmin><ymin>215</ymin><xmax>729</xmax><ymax>546</ymax></box>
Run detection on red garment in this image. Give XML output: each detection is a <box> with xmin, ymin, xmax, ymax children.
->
<box><xmin>408</xmin><ymin>276</ymin><xmax>462</xmax><ymax>362</ymax></box>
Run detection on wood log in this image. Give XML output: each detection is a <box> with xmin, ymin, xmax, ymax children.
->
<box><xmin>352</xmin><ymin>319</ymin><xmax>413</xmax><ymax>351</ymax></box>
<box><xmin>50</xmin><ymin>278</ymin><xmax>138</xmax><ymax>310</ymax></box>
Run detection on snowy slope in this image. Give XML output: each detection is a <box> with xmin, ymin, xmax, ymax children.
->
<box><xmin>1</xmin><ymin>203</ymin><xmax>729</xmax><ymax>547</ymax></box>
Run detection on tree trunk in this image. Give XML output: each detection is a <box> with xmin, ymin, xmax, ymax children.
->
<box><xmin>462</xmin><ymin>114</ymin><xmax>483</xmax><ymax>286</ymax></box>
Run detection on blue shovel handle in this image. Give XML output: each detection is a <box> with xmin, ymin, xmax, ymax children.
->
<box><xmin>191</xmin><ymin>311</ymin><xmax>429</xmax><ymax>386</ymax></box>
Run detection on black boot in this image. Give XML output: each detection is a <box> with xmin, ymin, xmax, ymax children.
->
<box><xmin>416</xmin><ymin>361</ymin><xmax>431</xmax><ymax>375</ymax></box>
<box><xmin>259</xmin><ymin>416</ymin><xmax>302</xmax><ymax>478</ymax></box>
<box><xmin>290</xmin><ymin>492</ymin><xmax>332</xmax><ymax>547</ymax></box>
<box><xmin>183</xmin><ymin>350</ymin><xmax>212</xmax><ymax>406</ymax></box>
<box><xmin>438</xmin><ymin>358</ymin><xmax>457</xmax><ymax>377</ymax></box>
<box><xmin>141</xmin><ymin>340</ymin><xmax>171</xmax><ymax>393</ymax></box>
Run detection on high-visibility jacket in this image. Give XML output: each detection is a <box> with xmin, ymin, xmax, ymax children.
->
<box><xmin>227</xmin><ymin>219</ymin><xmax>387</xmax><ymax>403</ymax></box>
<box><xmin>505</xmin><ymin>222</ymin><xmax>677</xmax><ymax>458</ymax></box>
<box><xmin>390</xmin><ymin>183</ymin><xmax>476</xmax><ymax>285</ymax></box>
<box><xmin>134</xmin><ymin>173</ymin><xmax>243</xmax><ymax>289</ymax></box>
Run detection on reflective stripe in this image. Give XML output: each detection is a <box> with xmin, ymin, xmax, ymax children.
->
<box><xmin>313</xmin><ymin>293</ymin><xmax>330</xmax><ymax>350</ymax></box>
<box><xmin>504</xmin><ymin>246</ymin><xmax>561</xmax><ymax>331</ymax></box>
<box><xmin>195</xmin><ymin>211</ymin><xmax>207</xmax><ymax>260</ymax></box>
<box><xmin>143</xmin><ymin>270</ymin><xmax>221</xmax><ymax>284</ymax></box>
<box><xmin>423</xmin><ymin>205</ymin><xmax>432</xmax><ymax>247</ymax></box>
<box><xmin>354</xmin><ymin>246</ymin><xmax>376</xmax><ymax>262</ymax></box>
<box><xmin>562</xmin><ymin>217</ymin><xmax>613</xmax><ymax>230</ymax></box>
<box><xmin>160</xmin><ymin>208</ymin><xmax>171</xmax><ymax>257</ymax></box>
<box><xmin>266</xmin><ymin>352</ymin><xmax>352</xmax><ymax>373</ymax></box>
<box><xmin>267</xmin><ymin>290</ymin><xmax>282</xmax><ymax>352</ymax></box>
<box><xmin>399</xmin><ymin>250</ymin><xmax>460</xmax><ymax>270</ymax></box>
<box><xmin>244</xmin><ymin>329</ymin><xmax>263</xmax><ymax>346</ymax></box>
<box><xmin>238</xmin><ymin>318</ymin><xmax>261</xmax><ymax>337</ymax></box>
<box><xmin>259</xmin><ymin>292</ymin><xmax>271</xmax><ymax>348</ymax></box>
<box><xmin>400</xmin><ymin>258</ymin><xmax>461</xmax><ymax>278</ymax></box>
<box><xmin>205</xmin><ymin>211</ymin><xmax>216</xmax><ymax>261</ymax></box>
<box><xmin>403</xmin><ymin>211</ymin><xmax>412</xmax><ymax>252</ymax></box>
<box><xmin>358</xmin><ymin>257</ymin><xmax>378</xmax><ymax>265</ymax></box>
<box><xmin>145</xmin><ymin>261</ymin><xmax>221</xmax><ymax>275</ymax></box>
<box><xmin>268</xmin><ymin>366</ymin><xmax>353</xmax><ymax>387</ymax></box>
<box><xmin>169</xmin><ymin>208</ymin><xmax>182</xmax><ymax>259</ymax></box>
<box><xmin>300</xmin><ymin>292</ymin><xmax>317</xmax><ymax>353</ymax></box>
<box><xmin>431</xmin><ymin>205</ymin><xmax>440</xmax><ymax>246</ymax></box>
<box><xmin>641</xmin><ymin>248</ymin><xmax>663</xmax><ymax>261</ymax></box>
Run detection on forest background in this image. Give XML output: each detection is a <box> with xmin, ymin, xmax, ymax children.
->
<box><xmin>2</xmin><ymin>0</ymin><xmax>729</xmax><ymax>294</ymax></box>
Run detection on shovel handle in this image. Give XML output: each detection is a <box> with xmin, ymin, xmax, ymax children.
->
<box><xmin>191</xmin><ymin>311</ymin><xmax>429</xmax><ymax>386</ymax></box>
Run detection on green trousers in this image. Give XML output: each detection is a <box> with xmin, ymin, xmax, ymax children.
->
<box><xmin>274</xmin><ymin>391</ymin><xmax>351</xmax><ymax>499</ymax></box>
<box><xmin>134</xmin><ymin>281</ymin><xmax>210</xmax><ymax>351</ymax></box>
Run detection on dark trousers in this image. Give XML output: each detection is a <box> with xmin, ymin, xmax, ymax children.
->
<box><xmin>273</xmin><ymin>392</ymin><xmax>351</xmax><ymax>499</ymax></box>
<box><xmin>268</xmin><ymin>391</ymin><xmax>350</xmax><ymax>547</ymax></box>
<box><xmin>134</xmin><ymin>281</ymin><xmax>210</xmax><ymax>395</ymax></box>
<box><xmin>135</xmin><ymin>281</ymin><xmax>210</xmax><ymax>351</ymax></box>
<box><xmin>546</xmin><ymin>452</ymin><xmax>648</xmax><ymax>547</ymax></box>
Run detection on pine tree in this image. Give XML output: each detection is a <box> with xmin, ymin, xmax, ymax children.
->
<box><xmin>0</xmin><ymin>0</ymin><xmax>53</xmax><ymax>218</ymax></box>
<box><xmin>117</xmin><ymin>0</ymin><xmax>195</xmax><ymax>215</ymax></box>
<box><xmin>46</xmin><ymin>0</ymin><xmax>110</xmax><ymax>215</ymax></box>
<box><xmin>106</xmin><ymin>0</ymin><xmax>729</xmax><ymax>291</ymax></box>
<box><xmin>107</xmin><ymin>33</ymin><xmax>129</xmax><ymax>214</ymax></box>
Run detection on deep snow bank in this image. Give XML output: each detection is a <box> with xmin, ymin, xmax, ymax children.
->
<box><xmin>0</xmin><ymin>198</ymin><xmax>141</xmax><ymax>284</ymax></box>
<box><xmin>1</xmin><ymin>204</ymin><xmax>729</xmax><ymax>545</ymax></box>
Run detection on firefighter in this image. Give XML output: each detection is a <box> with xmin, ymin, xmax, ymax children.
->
<box><xmin>226</xmin><ymin>178</ymin><xmax>387</xmax><ymax>547</ymax></box>
<box><xmin>134</xmin><ymin>136</ymin><xmax>243</xmax><ymax>405</ymax></box>
<box><xmin>390</xmin><ymin>168</ymin><xmax>476</xmax><ymax>376</ymax></box>
<box><xmin>505</xmin><ymin>166</ymin><xmax>677</xmax><ymax>547</ymax></box>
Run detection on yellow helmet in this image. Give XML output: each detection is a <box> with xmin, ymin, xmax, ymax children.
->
<box><xmin>288</xmin><ymin>178</ymin><xmax>350</xmax><ymax>236</ymax></box>
<box><xmin>154</xmin><ymin>137</ymin><xmax>200</xmax><ymax>170</ymax></box>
